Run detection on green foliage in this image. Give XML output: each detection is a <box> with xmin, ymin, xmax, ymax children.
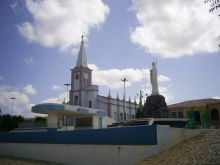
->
<box><xmin>136</xmin><ymin>106</ymin><xmax>144</xmax><ymax>118</ymax></box>
<box><xmin>0</xmin><ymin>114</ymin><xmax>24</xmax><ymax>132</ymax></box>
<box><xmin>35</xmin><ymin>116</ymin><xmax>47</xmax><ymax>122</ymax></box>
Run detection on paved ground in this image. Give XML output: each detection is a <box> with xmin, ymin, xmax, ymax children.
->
<box><xmin>137</xmin><ymin>129</ymin><xmax>220</xmax><ymax>165</ymax></box>
<box><xmin>0</xmin><ymin>156</ymin><xmax>62</xmax><ymax>165</ymax></box>
<box><xmin>0</xmin><ymin>129</ymin><xmax>219</xmax><ymax>165</ymax></box>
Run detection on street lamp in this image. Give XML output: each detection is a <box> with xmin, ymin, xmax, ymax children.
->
<box><xmin>64</xmin><ymin>83</ymin><xmax>71</xmax><ymax>104</ymax></box>
<box><xmin>10</xmin><ymin>97</ymin><xmax>16</xmax><ymax>116</ymax></box>
<box><xmin>121</xmin><ymin>78</ymin><xmax>128</xmax><ymax>120</ymax></box>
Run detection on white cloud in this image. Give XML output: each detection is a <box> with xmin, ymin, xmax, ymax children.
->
<box><xmin>24</xmin><ymin>56</ymin><xmax>34</xmax><ymax>64</ymax></box>
<box><xmin>89</xmin><ymin>64</ymin><xmax>149</xmax><ymax>89</ymax></box>
<box><xmin>213</xmin><ymin>96</ymin><xmax>220</xmax><ymax>99</ymax></box>
<box><xmin>159</xmin><ymin>86</ymin><xmax>174</xmax><ymax>103</ymax></box>
<box><xmin>41</xmin><ymin>93</ymin><xmax>66</xmax><ymax>104</ymax></box>
<box><xmin>17</xmin><ymin>0</ymin><xmax>110</xmax><ymax>52</ymax></box>
<box><xmin>22</xmin><ymin>84</ymin><xmax>37</xmax><ymax>96</ymax></box>
<box><xmin>52</xmin><ymin>85</ymin><xmax>63</xmax><ymax>91</ymax></box>
<box><xmin>0</xmin><ymin>85</ymin><xmax>36</xmax><ymax>117</ymax></box>
<box><xmin>130</xmin><ymin>0</ymin><xmax>220</xmax><ymax>58</ymax></box>
<box><xmin>158</xmin><ymin>75</ymin><xmax>170</xmax><ymax>83</ymax></box>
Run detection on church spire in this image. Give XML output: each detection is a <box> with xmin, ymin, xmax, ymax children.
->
<box><xmin>116</xmin><ymin>92</ymin><xmax>119</xmax><ymax>100</ymax></box>
<box><xmin>76</xmin><ymin>35</ymin><xmax>88</xmax><ymax>68</ymax></box>
<box><xmin>108</xmin><ymin>89</ymin><xmax>111</xmax><ymax>98</ymax></box>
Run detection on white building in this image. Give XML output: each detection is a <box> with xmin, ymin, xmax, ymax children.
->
<box><xmin>32</xmin><ymin>103</ymin><xmax>112</xmax><ymax>130</ymax></box>
<box><xmin>69</xmin><ymin>37</ymin><xmax>136</xmax><ymax>121</ymax></box>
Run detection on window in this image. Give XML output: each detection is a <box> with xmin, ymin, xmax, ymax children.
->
<box><xmin>120</xmin><ymin>113</ymin><xmax>123</xmax><ymax>120</ymax></box>
<box><xmin>74</xmin><ymin>95</ymin><xmax>78</xmax><ymax>105</ymax></box>
<box><xmin>89</xmin><ymin>100</ymin><xmax>92</xmax><ymax>108</ymax></box>
<box><xmin>177</xmin><ymin>111</ymin><xmax>183</xmax><ymax>118</ymax></box>
<box><xmin>75</xmin><ymin>118</ymin><xmax>92</xmax><ymax>128</ymax></box>
<box><xmin>75</xmin><ymin>74</ymin><xmax>79</xmax><ymax>79</ymax></box>
<box><xmin>86</xmin><ymin>79</ymin><xmax>89</xmax><ymax>86</ymax></box>
<box><xmin>171</xmin><ymin>112</ymin><xmax>177</xmax><ymax>118</ymax></box>
<box><xmin>127</xmin><ymin>113</ymin><xmax>129</xmax><ymax>119</ymax></box>
<box><xmin>211</xmin><ymin>109</ymin><xmax>219</xmax><ymax>121</ymax></box>
<box><xmin>84</xmin><ymin>78</ymin><xmax>86</xmax><ymax>86</ymax></box>
<box><xmin>114</xmin><ymin>111</ymin><xmax>117</xmax><ymax>120</ymax></box>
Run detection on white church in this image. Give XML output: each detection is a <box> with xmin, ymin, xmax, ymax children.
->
<box><xmin>69</xmin><ymin>37</ymin><xmax>136</xmax><ymax>121</ymax></box>
<box><xmin>32</xmin><ymin>37</ymin><xmax>136</xmax><ymax>130</ymax></box>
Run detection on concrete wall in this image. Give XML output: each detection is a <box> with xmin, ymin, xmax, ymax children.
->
<box><xmin>0</xmin><ymin>126</ymin><xmax>202</xmax><ymax>165</ymax></box>
<box><xmin>157</xmin><ymin>125</ymin><xmax>202</xmax><ymax>152</ymax></box>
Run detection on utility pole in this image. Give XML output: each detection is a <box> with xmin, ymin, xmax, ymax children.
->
<box><xmin>10</xmin><ymin>97</ymin><xmax>16</xmax><ymax>116</ymax></box>
<box><xmin>121</xmin><ymin>78</ymin><xmax>128</xmax><ymax>120</ymax></box>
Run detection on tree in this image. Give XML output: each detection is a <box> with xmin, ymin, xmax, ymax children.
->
<box><xmin>136</xmin><ymin>106</ymin><xmax>144</xmax><ymax>118</ymax></box>
<box><xmin>0</xmin><ymin>115</ymin><xmax>24</xmax><ymax>132</ymax></box>
<box><xmin>205</xmin><ymin>0</ymin><xmax>220</xmax><ymax>47</ymax></box>
<box><xmin>205</xmin><ymin>0</ymin><xmax>220</xmax><ymax>13</ymax></box>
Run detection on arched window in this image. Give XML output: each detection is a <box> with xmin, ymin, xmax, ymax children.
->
<box><xmin>75</xmin><ymin>74</ymin><xmax>79</xmax><ymax>79</ymax></box>
<box><xmin>127</xmin><ymin>113</ymin><xmax>129</xmax><ymax>119</ymax></box>
<box><xmin>211</xmin><ymin>109</ymin><xmax>219</xmax><ymax>121</ymax></box>
<box><xmin>74</xmin><ymin>95</ymin><xmax>78</xmax><ymax>105</ymax></box>
<box><xmin>84</xmin><ymin>78</ymin><xmax>86</xmax><ymax>87</ymax></box>
<box><xmin>89</xmin><ymin>100</ymin><xmax>92</xmax><ymax>108</ymax></box>
<box><xmin>120</xmin><ymin>113</ymin><xmax>123</xmax><ymax>121</ymax></box>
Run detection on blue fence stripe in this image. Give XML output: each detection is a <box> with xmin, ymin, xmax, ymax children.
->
<box><xmin>0</xmin><ymin>125</ymin><xmax>157</xmax><ymax>145</ymax></box>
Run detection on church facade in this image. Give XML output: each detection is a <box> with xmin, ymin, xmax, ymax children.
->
<box><xmin>69</xmin><ymin>38</ymin><xmax>136</xmax><ymax>121</ymax></box>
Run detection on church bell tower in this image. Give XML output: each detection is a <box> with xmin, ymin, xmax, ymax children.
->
<box><xmin>69</xmin><ymin>36</ymin><xmax>98</xmax><ymax>108</ymax></box>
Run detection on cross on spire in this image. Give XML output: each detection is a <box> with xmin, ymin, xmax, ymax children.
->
<box><xmin>81</xmin><ymin>35</ymin><xmax>84</xmax><ymax>42</ymax></box>
<box><xmin>75</xmin><ymin>35</ymin><xmax>88</xmax><ymax>68</ymax></box>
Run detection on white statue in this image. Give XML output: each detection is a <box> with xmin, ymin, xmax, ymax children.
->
<box><xmin>150</xmin><ymin>60</ymin><xmax>159</xmax><ymax>95</ymax></box>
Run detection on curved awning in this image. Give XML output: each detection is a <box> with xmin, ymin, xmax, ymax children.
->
<box><xmin>32</xmin><ymin>103</ymin><xmax>106</xmax><ymax>117</ymax></box>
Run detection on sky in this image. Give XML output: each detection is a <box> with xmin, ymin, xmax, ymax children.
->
<box><xmin>0</xmin><ymin>0</ymin><xmax>220</xmax><ymax>117</ymax></box>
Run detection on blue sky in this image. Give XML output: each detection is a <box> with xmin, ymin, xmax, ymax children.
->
<box><xmin>0</xmin><ymin>0</ymin><xmax>220</xmax><ymax>117</ymax></box>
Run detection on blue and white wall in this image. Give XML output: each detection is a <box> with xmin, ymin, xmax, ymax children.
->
<box><xmin>0</xmin><ymin>125</ymin><xmax>202</xmax><ymax>165</ymax></box>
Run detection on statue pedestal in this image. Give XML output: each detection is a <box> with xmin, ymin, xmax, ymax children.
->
<box><xmin>143</xmin><ymin>95</ymin><xmax>170</xmax><ymax>118</ymax></box>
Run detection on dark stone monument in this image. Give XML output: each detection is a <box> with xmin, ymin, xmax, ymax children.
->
<box><xmin>143</xmin><ymin>95</ymin><xmax>170</xmax><ymax>118</ymax></box>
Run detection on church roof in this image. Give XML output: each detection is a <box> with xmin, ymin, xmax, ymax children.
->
<box><xmin>76</xmin><ymin>37</ymin><xmax>88</xmax><ymax>68</ymax></box>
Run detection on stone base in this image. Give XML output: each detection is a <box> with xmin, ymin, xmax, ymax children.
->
<box><xmin>143</xmin><ymin>95</ymin><xmax>170</xmax><ymax>118</ymax></box>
